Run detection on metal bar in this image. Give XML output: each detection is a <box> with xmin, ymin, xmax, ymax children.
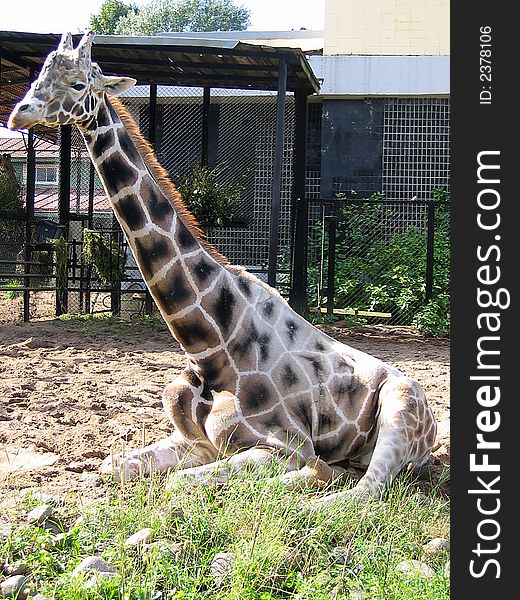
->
<box><xmin>85</xmin><ymin>162</ymin><xmax>95</xmax><ymax>314</ymax></box>
<box><xmin>201</xmin><ymin>86</ymin><xmax>210</xmax><ymax>167</ymax></box>
<box><xmin>267</xmin><ymin>58</ymin><xmax>287</xmax><ymax>288</ymax></box>
<box><xmin>325</xmin><ymin>210</ymin><xmax>337</xmax><ymax>315</ymax></box>
<box><xmin>23</xmin><ymin>124</ymin><xmax>35</xmax><ymax>322</ymax></box>
<box><xmin>56</xmin><ymin>124</ymin><xmax>71</xmax><ymax>316</ymax></box>
<box><xmin>425</xmin><ymin>201</ymin><xmax>436</xmax><ymax>301</ymax></box>
<box><xmin>308</xmin><ymin>198</ymin><xmax>435</xmax><ymax>206</ymax></box>
<box><xmin>288</xmin><ymin>90</ymin><xmax>308</xmax><ymax>315</ymax></box>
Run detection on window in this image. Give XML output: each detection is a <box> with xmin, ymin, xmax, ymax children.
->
<box><xmin>35</xmin><ymin>165</ymin><xmax>58</xmax><ymax>185</ymax></box>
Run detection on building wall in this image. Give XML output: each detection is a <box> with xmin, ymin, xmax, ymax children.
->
<box><xmin>324</xmin><ymin>0</ymin><xmax>450</xmax><ymax>56</ymax></box>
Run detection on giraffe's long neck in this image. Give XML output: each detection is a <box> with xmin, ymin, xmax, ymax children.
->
<box><xmin>80</xmin><ymin>95</ymin><xmax>235</xmax><ymax>361</ymax></box>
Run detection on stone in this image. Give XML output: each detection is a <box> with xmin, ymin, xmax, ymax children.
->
<box><xmin>84</xmin><ymin>571</ymin><xmax>118</xmax><ymax>589</ymax></box>
<box><xmin>443</xmin><ymin>560</ymin><xmax>450</xmax><ymax>577</ymax></box>
<box><xmin>422</xmin><ymin>537</ymin><xmax>450</xmax><ymax>557</ymax></box>
<box><xmin>27</xmin><ymin>504</ymin><xmax>53</xmax><ymax>525</ymax></box>
<box><xmin>396</xmin><ymin>559</ymin><xmax>435</xmax><ymax>579</ymax></box>
<box><xmin>0</xmin><ymin>447</ymin><xmax>58</xmax><ymax>474</ymax></box>
<box><xmin>125</xmin><ymin>528</ymin><xmax>153</xmax><ymax>548</ymax></box>
<box><xmin>0</xmin><ymin>575</ymin><xmax>30</xmax><ymax>599</ymax></box>
<box><xmin>73</xmin><ymin>555</ymin><xmax>117</xmax><ymax>576</ymax></box>
<box><xmin>158</xmin><ymin>506</ymin><xmax>185</xmax><ymax>525</ymax></box>
<box><xmin>141</xmin><ymin>541</ymin><xmax>185</xmax><ymax>562</ymax></box>
<box><xmin>42</xmin><ymin>520</ymin><xmax>63</xmax><ymax>535</ymax></box>
<box><xmin>3</xmin><ymin>561</ymin><xmax>28</xmax><ymax>576</ymax></box>
<box><xmin>45</xmin><ymin>533</ymin><xmax>67</xmax><ymax>551</ymax></box>
<box><xmin>210</xmin><ymin>552</ymin><xmax>235</xmax><ymax>584</ymax></box>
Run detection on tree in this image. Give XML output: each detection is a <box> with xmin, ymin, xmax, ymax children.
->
<box><xmin>89</xmin><ymin>0</ymin><xmax>137</xmax><ymax>34</ymax></box>
<box><xmin>114</xmin><ymin>0</ymin><xmax>251</xmax><ymax>35</ymax></box>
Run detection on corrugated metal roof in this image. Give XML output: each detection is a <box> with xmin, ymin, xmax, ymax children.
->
<box><xmin>0</xmin><ymin>30</ymin><xmax>320</xmax><ymax>138</ymax></box>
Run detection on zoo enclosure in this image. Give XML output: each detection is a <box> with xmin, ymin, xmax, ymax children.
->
<box><xmin>0</xmin><ymin>32</ymin><xmax>315</xmax><ymax>321</ymax></box>
<box><xmin>1</xmin><ymin>33</ymin><xmax>450</xmax><ymax>326</ymax></box>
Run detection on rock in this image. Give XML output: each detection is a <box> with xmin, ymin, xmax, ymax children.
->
<box><xmin>125</xmin><ymin>528</ymin><xmax>153</xmax><ymax>548</ymax></box>
<box><xmin>422</xmin><ymin>537</ymin><xmax>450</xmax><ymax>557</ymax></box>
<box><xmin>3</xmin><ymin>561</ymin><xmax>28</xmax><ymax>576</ymax></box>
<box><xmin>442</xmin><ymin>560</ymin><xmax>450</xmax><ymax>577</ymax></box>
<box><xmin>44</xmin><ymin>533</ymin><xmax>67</xmax><ymax>551</ymax></box>
<box><xmin>141</xmin><ymin>541</ymin><xmax>185</xmax><ymax>562</ymax></box>
<box><xmin>27</xmin><ymin>504</ymin><xmax>53</xmax><ymax>525</ymax></box>
<box><xmin>210</xmin><ymin>552</ymin><xmax>235</xmax><ymax>584</ymax></box>
<box><xmin>0</xmin><ymin>525</ymin><xmax>13</xmax><ymax>544</ymax></box>
<box><xmin>396</xmin><ymin>559</ymin><xmax>435</xmax><ymax>579</ymax></box>
<box><xmin>84</xmin><ymin>571</ymin><xmax>118</xmax><ymax>589</ymax></box>
<box><xmin>0</xmin><ymin>575</ymin><xmax>30</xmax><ymax>599</ymax></box>
<box><xmin>73</xmin><ymin>555</ymin><xmax>117</xmax><ymax>576</ymax></box>
<box><xmin>432</xmin><ymin>444</ymin><xmax>450</xmax><ymax>466</ymax></box>
<box><xmin>159</xmin><ymin>506</ymin><xmax>185</xmax><ymax>525</ymax></box>
<box><xmin>42</xmin><ymin>520</ymin><xmax>63</xmax><ymax>535</ymax></box>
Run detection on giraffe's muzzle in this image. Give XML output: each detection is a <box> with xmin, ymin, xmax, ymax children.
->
<box><xmin>8</xmin><ymin>98</ymin><xmax>44</xmax><ymax>131</ymax></box>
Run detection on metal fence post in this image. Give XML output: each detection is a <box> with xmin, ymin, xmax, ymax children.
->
<box><xmin>23</xmin><ymin>126</ymin><xmax>35</xmax><ymax>322</ymax></box>
<box><xmin>425</xmin><ymin>201</ymin><xmax>436</xmax><ymax>301</ymax></box>
<box><xmin>56</xmin><ymin>124</ymin><xmax>71</xmax><ymax>316</ymax></box>
<box><xmin>267</xmin><ymin>58</ymin><xmax>287</xmax><ymax>288</ymax></box>
<box><xmin>325</xmin><ymin>204</ymin><xmax>338</xmax><ymax>315</ymax></box>
<box><xmin>288</xmin><ymin>91</ymin><xmax>309</xmax><ymax>316</ymax></box>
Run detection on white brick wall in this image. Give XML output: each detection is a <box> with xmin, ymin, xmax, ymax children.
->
<box><xmin>324</xmin><ymin>0</ymin><xmax>450</xmax><ymax>56</ymax></box>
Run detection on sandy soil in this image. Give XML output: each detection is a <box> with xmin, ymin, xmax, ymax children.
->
<box><xmin>0</xmin><ymin>314</ymin><xmax>450</xmax><ymax>509</ymax></box>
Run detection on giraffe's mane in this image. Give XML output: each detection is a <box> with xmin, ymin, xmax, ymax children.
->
<box><xmin>108</xmin><ymin>96</ymin><xmax>289</xmax><ymax>304</ymax></box>
<box><xmin>108</xmin><ymin>95</ymin><xmax>230</xmax><ymax>267</ymax></box>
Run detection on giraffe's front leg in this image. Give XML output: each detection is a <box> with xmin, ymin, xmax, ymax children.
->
<box><xmin>101</xmin><ymin>373</ymin><xmax>218</xmax><ymax>482</ymax></box>
<box><xmin>168</xmin><ymin>447</ymin><xmax>281</xmax><ymax>487</ymax></box>
<box><xmin>309</xmin><ymin>376</ymin><xmax>437</xmax><ymax>508</ymax></box>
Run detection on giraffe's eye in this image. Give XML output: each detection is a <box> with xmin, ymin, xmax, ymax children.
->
<box><xmin>72</xmin><ymin>83</ymin><xmax>85</xmax><ymax>91</ymax></box>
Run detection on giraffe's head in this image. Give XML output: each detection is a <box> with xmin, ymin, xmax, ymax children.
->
<box><xmin>8</xmin><ymin>32</ymin><xmax>136</xmax><ymax>131</ymax></box>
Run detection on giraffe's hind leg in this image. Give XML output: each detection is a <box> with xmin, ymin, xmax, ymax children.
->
<box><xmin>310</xmin><ymin>376</ymin><xmax>437</xmax><ymax>507</ymax></box>
<box><xmin>101</xmin><ymin>372</ymin><xmax>217</xmax><ymax>482</ymax></box>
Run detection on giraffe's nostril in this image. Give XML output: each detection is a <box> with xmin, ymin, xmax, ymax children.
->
<box><xmin>18</xmin><ymin>104</ymin><xmax>30</xmax><ymax>112</ymax></box>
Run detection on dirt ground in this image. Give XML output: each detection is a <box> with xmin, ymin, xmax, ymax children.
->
<box><xmin>0</xmin><ymin>308</ymin><xmax>450</xmax><ymax>510</ymax></box>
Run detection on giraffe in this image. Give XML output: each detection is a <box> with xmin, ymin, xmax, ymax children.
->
<box><xmin>8</xmin><ymin>32</ymin><xmax>437</xmax><ymax>504</ymax></box>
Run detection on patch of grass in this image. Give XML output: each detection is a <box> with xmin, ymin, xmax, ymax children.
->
<box><xmin>54</xmin><ymin>313</ymin><xmax>168</xmax><ymax>336</ymax></box>
<box><xmin>2</xmin><ymin>467</ymin><xmax>450</xmax><ymax>599</ymax></box>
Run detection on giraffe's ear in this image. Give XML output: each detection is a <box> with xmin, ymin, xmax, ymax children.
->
<box><xmin>101</xmin><ymin>75</ymin><xmax>137</xmax><ymax>96</ymax></box>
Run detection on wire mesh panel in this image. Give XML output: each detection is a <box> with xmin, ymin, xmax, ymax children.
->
<box><xmin>382</xmin><ymin>98</ymin><xmax>450</xmax><ymax>201</ymax></box>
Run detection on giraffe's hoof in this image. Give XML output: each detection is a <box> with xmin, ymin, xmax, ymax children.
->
<box><xmin>307</xmin><ymin>487</ymin><xmax>372</xmax><ymax>511</ymax></box>
<box><xmin>100</xmin><ymin>453</ymin><xmax>144</xmax><ymax>482</ymax></box>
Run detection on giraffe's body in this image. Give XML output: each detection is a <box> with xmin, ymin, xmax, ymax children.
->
<box><xmin>8</xmin><ymin>33</ymin><xmax>436</xmax><ymax>502</ymax></box>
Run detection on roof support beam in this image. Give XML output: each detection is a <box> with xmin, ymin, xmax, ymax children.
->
<box><xmin>267</xmin><ymin>58</ymin><xmax>287</xmax><ymax>288</ymax></box>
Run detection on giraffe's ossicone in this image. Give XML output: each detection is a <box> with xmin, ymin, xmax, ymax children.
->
<box><xmin>8</xmin><ymin>32</ymin><xmax>437</xmax><ymax>503</ymax></box>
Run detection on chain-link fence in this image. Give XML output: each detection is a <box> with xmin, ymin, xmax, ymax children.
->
<box><xmin>306</xmin><ymin>196</ymin><xmax>450</xmax><ymax>331</ymax></box>
<box><xmin>1</xmin><ymin>87</ymin><xmax>450</xmax><ymax>328</ymax></box>
<box><xmin>1</xmin><ymin>83</ymin><xmax>299</xmax><ymax>321</ymax></box>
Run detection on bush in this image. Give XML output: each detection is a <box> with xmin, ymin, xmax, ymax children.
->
<box><xmin>179</xmin><ymin>164</ymin><xmax>243</xmax><ymax>228</ymax></box>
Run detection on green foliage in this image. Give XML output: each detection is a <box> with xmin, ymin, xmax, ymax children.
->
<box><xmin>310</xmin><ymin>190</ymin><xmax>450</xmax><ymax>336</ymax></box>
<box><xmin>82</xmin><ymin>229</ymin><xmax>127</xmax><ymax>284</ymax></box>
<box><xmin>412</xmin><ymin>293</ymin><xmax>450</xmax><ymax>337</ymax></box>
<box><xmin>114</xmin><ymin>0</ymin><xmax>251</xmax><ymax>36</ymax></box>
<box><xmin>0</xmin><ymin>153</ymin><xmax>22</xmax><ymax>213</ymax></box>
<box><xmin>179</xmin><ymin>164</ymin><xmax>243</xmax><ymax>228</ymax></box>
<box><xmin>89</xmin><ymin>0</ymin><xmax>137</xmax><ymax>34</ymax></box>
<box><xmin>2</xmin><ymin>278</ymin><xmax>23</xmax><ymax>299</ymax></box>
